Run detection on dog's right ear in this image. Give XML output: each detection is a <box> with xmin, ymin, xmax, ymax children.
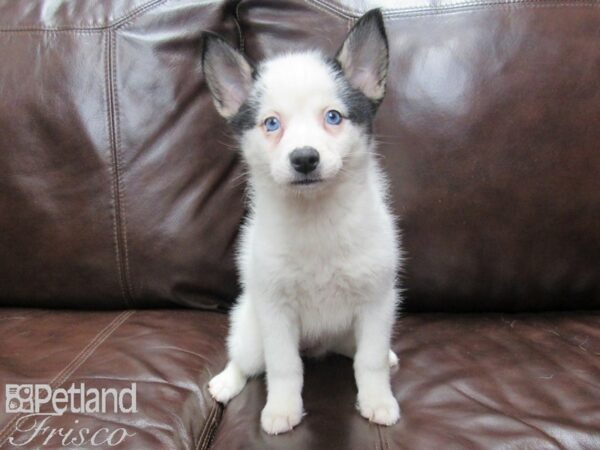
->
<box><xmin>335</xmin><ymin>9</ymin><xmax>388</xmax><ymax>103</ymax></box>
<box><xmin>201</xmin><ymin>33</ymin><xmax>254</xmax><ymax>119</ymax></box>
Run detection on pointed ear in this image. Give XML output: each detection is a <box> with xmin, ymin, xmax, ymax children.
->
<box><xmin>335</xmin><ymin>9</ymin><xmax>389</xmax><ymax>102</ymax></box>
<box><xmin>201</xmin><ymin>33</ymin><xmax>254</xmax><ymax>119</ymax></box>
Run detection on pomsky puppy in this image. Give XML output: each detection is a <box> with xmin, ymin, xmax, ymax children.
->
<box><xmin>203</xmin><ymin>9</ymin><xmax>401</xmax><ymax>435</ymax></box>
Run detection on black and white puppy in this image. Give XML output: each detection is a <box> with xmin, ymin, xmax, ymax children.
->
<box><xmin>202</xmin><ymin>9</ymin><xmax>401</xmax><ymax>435</ymax></box>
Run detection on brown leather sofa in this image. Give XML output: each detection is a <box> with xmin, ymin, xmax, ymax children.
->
<box><xmin>1</xmin><ymin>1</ymin><xmax>599</xmax><ymax>449</ymax></box>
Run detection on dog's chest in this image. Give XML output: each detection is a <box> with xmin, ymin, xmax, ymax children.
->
<box><xmin>263</xmin><ymin>220</ymin><xmax>393</xmax><ymax>307</ymax></box>
<box><xmin>282</xmin><ymin>246</ymin><xmax>366</xmax><ymax>335</ymax></box>
<box><xmin>283</xmin><ymin>246</ymin><xmax>369</xmax><ymax>300</ymax></box>
<box><xmin>246</xmin><ymin>186</ymin><xmax>397</xmax><ymax>335</ymax></box>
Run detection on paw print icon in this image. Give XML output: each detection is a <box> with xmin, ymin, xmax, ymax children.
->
<box><xmin>5</xmin><ymin>385</ymin><xmax>34</xmax><ymax>413</ymax></box>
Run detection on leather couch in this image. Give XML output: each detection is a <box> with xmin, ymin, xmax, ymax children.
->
<box><xmin>1</xmin><ymin>0</ymin><xmax>599</xmax><ymax>448</ymax></box>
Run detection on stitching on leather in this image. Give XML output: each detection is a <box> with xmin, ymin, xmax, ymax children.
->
<box><xmin>376</xmin><ymin>425</ymin><xmax>384</xmax><ymax>450</ymax></box>
<box><xmin>347</xmin><ymin>13</ymin><xmax>355</xmax><ymax>29</ymax></box>
<box><xmin>388</xmin><ymin>0</ymin><xmax>599</xmax><ymax>13</ymax></box>
<box><xmin>305</xmin><ymin>0</ymin><xmax>344</xmax><ymax>18</ymax></box>
<box><xmin>382</xmin><ymin>425</ymin><xmax>390</xmax><ymax>450</ymax></box>
<box><xmin>195</xmin><ymin>399</ymin><xmax>213</xmax><ymax>450</ymax></box>
<box><xmin>196</xmin><ymin>397</ymin><xmax>223</xmax><ymax>450</ymax></box>
<box><xmin>0</xmin><ymin>311</ymin><xmax>135</xmax><ymax>446</ymax></box>
<box><xmin>306</xmin><ymin>0</ymin><xmax>600</xmax><ymax>19</ymax></box>
<box><xmin>0</xmin><ymin>0</ymin><xmax>167</xmax><ymax>32</ymax></box>
<box><xmin>207</xmin><ymin>402</ymin><xmax>224</xmax><ymax>449</ymax></box>
<box><xmin>452</xmin><ymin>383</ymin><xmax>565</xmax><ymax>448</ymax></box>
<box><xmin>384</xmin><ymin>1</ymin><xmax>600</xmax><ymax>19</ymax></box>
<box><xmin>113</xmin><ymin>0</ymin><xmax>168</xmax><ymax>29</ymax></box>
<box><xmin>110</xmin><ymin>31</ymin><xmax>136</xmax><ymax>303</ymax></box>
<box><xmin>105</xmin><ymin>32</ymin><xmax>129</xmax><ymax>305</ymax></box>
<box><xmin>316</xmin><ymin>0</ymin><xmax>600</xmax><ymax>16</ymax></box>
<box><xmin>105</xmin><ymin>31</ymin><xmax>133</xmax><ymax>307</ymax></box>
<box><xmin>306</xmin><ymin>0</ymin><xmax>357</xmax><ymax>18</ymax></box>
<box><xmin>0</xmin><ymin>28</ymin><xmax>104</xmax><ymax>34</ymax></box>
<box><xmin>195</xmin><ymin>379</ymin><xmax>213</xmax><ymax>450</ymax></box>
<box><xmin>234</xmin><ymin>0</ymin><xmax>245</xmax><ymax>53</ymax></box>
<box><xmin>195</xmin><ymin>367</ymin><xmax>224</xmax><ymax>450</ymax></box>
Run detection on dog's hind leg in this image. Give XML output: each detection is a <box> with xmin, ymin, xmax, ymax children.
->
<box><xmin>209</xmin><ymin>294</ymin><xmax>264</xmax><ymax>404</ymax></box>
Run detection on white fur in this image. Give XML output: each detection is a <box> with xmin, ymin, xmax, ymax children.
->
<box><xmin>208</xmin><ymin>51</ymin><xmax>401</xmax><ymax>435</ymax></box>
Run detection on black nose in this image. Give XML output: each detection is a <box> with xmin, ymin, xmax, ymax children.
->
<box><xmin>289</xmin><ymin>147</ymin><xmax>320</xmax><ymax>174</ymax></box>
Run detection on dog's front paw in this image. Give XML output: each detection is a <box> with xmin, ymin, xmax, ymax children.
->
<box><xmin>208</xmin><ymin>363</ymin><xmax>247</xmax><ymax>404</ymax></box>
<box><xmin>358</xmin><ymin>392</ymin><xmax>400</xmax><ymax>426</ymax></box>
<box><xmin>261</xmin><ymin>397</ymin><xmax>304</xmax><ymax>435</ymax></box>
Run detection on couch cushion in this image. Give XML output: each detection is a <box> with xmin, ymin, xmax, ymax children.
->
<box><xmin>0</xmin><ymin>308</ymin><xmax>227</xmax><ymax>449</ymax></box>
<box><xmin>212</xmin><ymin>312</ymin><xmax>600</xmax><ymax>449</ymax></box>
<box><xmin>237</xmin><ymin>0</ymin><xmax>600</xmax><ymax>312</ymax></box>
<box><xmin>0</xmin><ymin>0</ymin><xmax>245</xmax><ymax>309</ymax></box>
<box><xmin>0</xmin><ymin>0</ymin><xmax>163</xmax><ymax>30</ymax></box>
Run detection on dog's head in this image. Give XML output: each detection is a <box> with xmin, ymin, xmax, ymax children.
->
<box><xmin>202</xmin><ymin>10</ymin><xmax>388</xmax><ymax>192</ymax></box>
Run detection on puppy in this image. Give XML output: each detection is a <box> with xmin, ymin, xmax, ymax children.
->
<box><xmin>203</xmin><ymin>9</ymin><xmax>401</xmax><ymax>435</ymax></box>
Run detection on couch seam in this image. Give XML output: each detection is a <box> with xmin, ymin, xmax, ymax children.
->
<box><xmin>112</xmin><ymin>0</ymin><xmax>168</xmax><ymax>29</ymax></box>
<box><xmin>305</xmin><ymin>0</ymin><xmax>599</xmax><ymax>19</ymax></box>
<box><xmin>0</xmin><ymin>0</ymin><xmax>167</xmax><ymax>33</ymax></box>
<box><xmin>105</xmin><ymin>31</ymin><xmax>128</xmax><ymax>306</ymax></box>
<box><xmin>451</xmin><ymin>384</ymin><xmax>565</xmax><ymax>448</ymax></box>
<box><xmin>234</xmin><ymin>0</ymin><xmax>245</xmax><ymax>53</ymax></box>
<box><xmin>195</xmin><ymin>366</ymin><xmax>224</xmax><ymax>450</ymax></box>
<box><xmin>106</xmin><ymin>30</ymin><xmax>135</xmax><ymax>307</ymax></box>
<box><xmin>114</xmin><ymin>0</ymin><xmax>172</xmax><ymax>30</ymax></box>
<box><xmin>196</xmin><ymin>397</ymin><xmax>223</xmax><ymax>450</ymax></box>
<box><xmin>383</xmin><ymin>1</ymin><xmax>600</xmax><ymax>19</ymax></box>
<box><xmin>0</xmin><ymin>311</ymin><xmax>135</xmax><ymax>446</ymax></box>
<box><xmin>379</xmin><ymin>424</ymin><xmax>390</xmax><ymax>450</ymax></box>
<box><xmin>110</xmin><ymin>30</ymin><xmax>135</xmax><ymax>303</ymax></box>
<box><xmin>305</xmin><ymin>0</ymin><xmax>348</xmax><ymax>19</ymax></box>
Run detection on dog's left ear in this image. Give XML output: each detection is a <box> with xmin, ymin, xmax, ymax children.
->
<box><xmin>335</xmin><ymin>9</ymin><xmax>389</xmax><ymax>102</ymax></box>
<box><xmin>201</xmin><ymin>32</ymin><xmax>254</xmax><ymax>119</ymax></box>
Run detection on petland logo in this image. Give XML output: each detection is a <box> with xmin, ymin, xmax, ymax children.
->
<box><xmin>5</xmin><ymin>383</ymin><xmax>137</xmax><ymax>447</ymax></box>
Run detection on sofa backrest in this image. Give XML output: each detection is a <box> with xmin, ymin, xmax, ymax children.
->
<box><xmin>0</xmin><ymin>0</ymin><xmax>244</xmax><ymax>309</ymax></box>
<box><xmin>0</xmin><ymin>0</ymin><xmax>598</xmax><ymax>312</ymax></box>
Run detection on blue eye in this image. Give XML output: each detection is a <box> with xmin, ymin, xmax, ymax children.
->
<box><xmin>264</xmin><ymin>116</ymin><xmax>280</xmax><ymax>132</ymax></box>
<box><xmin>325</xmin><ymin>110</ymin><xmax>342</xmax><ymax>125</ymax></box>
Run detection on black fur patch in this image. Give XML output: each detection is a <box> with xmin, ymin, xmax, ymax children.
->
<box><xmin>229</xmin><ymin>100</ymin><xmax>257</xmax><ymax>133</ymax></box>
<box><xmin>327</xmin><ymin>58</ymin><xmax>379</xmax><ymax>132</ymax></box>
<box><xmin>228</xmin><ymin>70</ymin><xmax>262</xmax><ymax>134</ymax></box>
